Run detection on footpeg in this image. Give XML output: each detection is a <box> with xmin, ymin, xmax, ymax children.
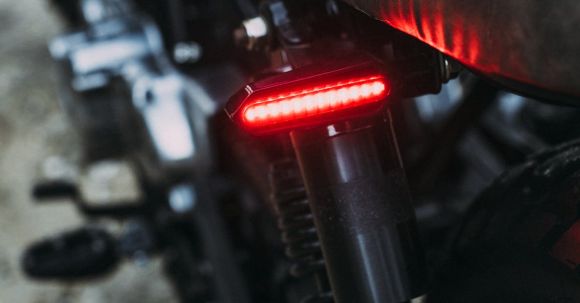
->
<box><xmin>22</xmin><ymin>227</ymin><xmax>119</xmax><ymax>280</ymax></box>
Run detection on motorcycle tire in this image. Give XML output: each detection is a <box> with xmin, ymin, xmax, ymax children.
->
<box><xmin>428</xmin><ymin>139</ymin><xmax>580</xmax><ymax>303</ymax></box>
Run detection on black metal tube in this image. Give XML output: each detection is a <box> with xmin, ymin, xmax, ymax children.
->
<box><xmin>290</xmin><ymin>113</ymin><xmax>425</xmax><ymax>303</ymax></box>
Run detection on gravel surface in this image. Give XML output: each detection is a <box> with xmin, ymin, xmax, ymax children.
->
<box><xmin>0</xmin><ymin>1</ymin><xmax>175</xmax><ymax>302</ymax></box>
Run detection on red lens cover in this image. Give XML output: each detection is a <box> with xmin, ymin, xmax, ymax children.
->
<box><xmin>226</xmin><ymin>56</ymin><xmax>390</xmax><ymax>134</ymax></box>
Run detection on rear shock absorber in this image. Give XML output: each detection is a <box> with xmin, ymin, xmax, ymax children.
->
<box><xmin>290</xmin><ymin>116</ymin><xmax>426</xmax><ymax>303</ymax></box>
<box><xmin>226</xmin><ymin>54</ymin><xmax>427</xmax><ymax>303</ymax></box>
<box><xmin>269</xmin><ymin>159</ymin><xmax>333</xmax><ymax>302</ymax></box>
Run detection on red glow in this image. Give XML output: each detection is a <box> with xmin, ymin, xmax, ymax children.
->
<box><xmin>551</xmin><ymin>221</ymin><xmax>580</xmax><ymax>269</ymax></box>
<box><xmin>241</xmin><ymin>76</ymin><xmax>388</xmax><ymax>127</ymax></box>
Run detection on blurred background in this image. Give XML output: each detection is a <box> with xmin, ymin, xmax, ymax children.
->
<box><xmin>3</xmin><ymin>1</ymin><xmax>580</xmax><ymax>302</ymax></box>
<box><xmin>0</xmin><ymin>1</ymin><xmax>174</xmax><ymax>302</ymax></box>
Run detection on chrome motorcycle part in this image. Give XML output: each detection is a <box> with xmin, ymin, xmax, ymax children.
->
<box><xmin>48</xmin><ymin>1</ymin><xmax>226</xmax><ymax>181</ymax></box>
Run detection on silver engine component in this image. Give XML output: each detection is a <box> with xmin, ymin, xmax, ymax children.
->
<box><xmin>48</xmin><ymin>0</ymin><xmax>228</xmax><ymax>182</ymax></box>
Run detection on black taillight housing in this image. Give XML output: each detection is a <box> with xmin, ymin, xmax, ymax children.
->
<box><xmin>225</xmin><ymin>56</ymin><xmax>390</xmax><ymax>135</ymax></box>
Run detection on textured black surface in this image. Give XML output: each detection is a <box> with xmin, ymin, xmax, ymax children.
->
<box><xmin>428</xmin><ymin>139</ymin><xmax>580</xmax><ymax>302</ymax></box>
<box><xmin>342</xmin><ymin>0</ymin><xmax>580</xmax><ymax>103</ymax></box>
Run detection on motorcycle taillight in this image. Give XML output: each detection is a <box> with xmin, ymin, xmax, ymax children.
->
<box><xmin>226</xmin><ymin>56</ymin><xmax>390</xmax><ymax>134</ymax></box>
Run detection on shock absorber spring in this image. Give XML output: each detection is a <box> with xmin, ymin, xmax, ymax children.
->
<box><xmin>269</xmin><ymin>159</ymin><xmax>333</xmax><ymax>303</ymax></box>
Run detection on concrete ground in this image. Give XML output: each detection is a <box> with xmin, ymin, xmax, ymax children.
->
<box><xmin>0</xmin><ymin>1</ymin><xmax>175</xmax><ymax>302</ymax></box>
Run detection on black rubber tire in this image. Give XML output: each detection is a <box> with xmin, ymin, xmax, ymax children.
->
<box><xmin>428</xmin><ymin>140</ymin><xmax>580</xmax><ymax>303</ymax></box>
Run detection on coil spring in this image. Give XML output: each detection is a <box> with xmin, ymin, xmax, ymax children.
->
<box><xmin>269</xmin><ymin>159</ymin><xmax>333</xmax><ymax>303</ymax></box>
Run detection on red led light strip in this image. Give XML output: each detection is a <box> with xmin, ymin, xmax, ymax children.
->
<box><xmin>242</xmin><ymin>76</ymin><xmax>388</xmax><ymax>126</ymax></box>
